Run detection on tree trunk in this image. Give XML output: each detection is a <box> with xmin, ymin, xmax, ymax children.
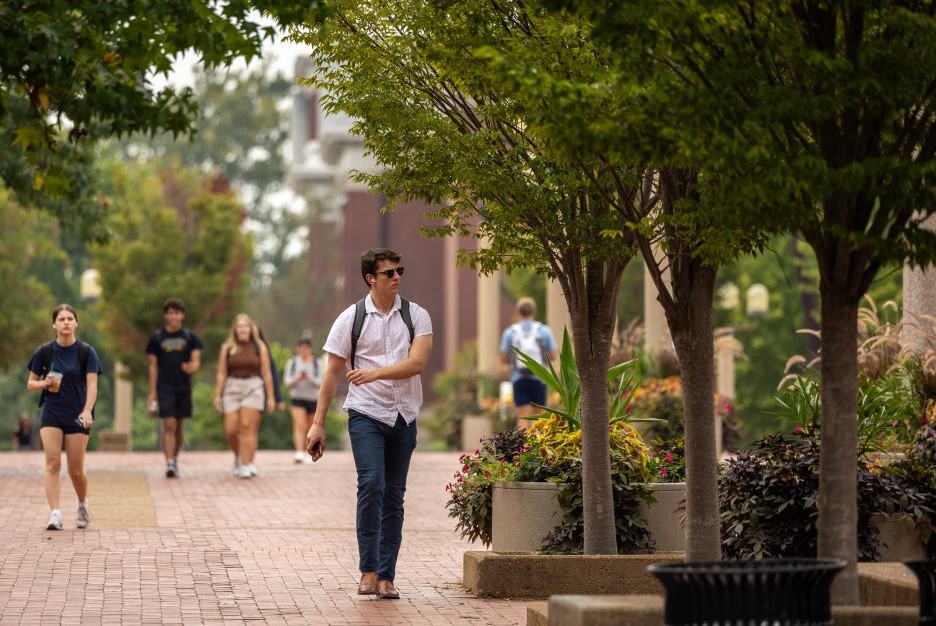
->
<box><xmin>561</xmin><ymin>256</ymin><xmax>625</xmax><ymax>555</ymax></box>
<box><xmin>648</xmin><ymin>167</ymin><xmax>721</xmax><ymax>561</ymax></box>
<box><xmin>575</xmin><ymin>318</ymin><xmax>617</xmax><ymax>553</ymax></box>
<box><xmin>669</xmin><ymin>262</ymin><xmax>720</xmax><ymax>562</ymax></box>
<box><xmin>817</xmin><ymin>286</ymin><xmax>859</xmax><ymax>605</ymax></box>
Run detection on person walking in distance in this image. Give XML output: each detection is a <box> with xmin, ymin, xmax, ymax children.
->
<box><xmin>214</xmin><ymin>313</ymin><xmax>276</xmax><ymax>478</ymax></box>
<box><xmin>499</xmin><ymin>297</ymin><xmax>558</xmax><ymax>429</ymax></box>
<box><xmin>306</xmin><ymin>248</ymin><xmax>433</xmax><ymax>600</ymax></box>
<box><xmin>146</xmin><ymin>298</ymin><xmax>204</xmax><ymax>478</ymax></box>
<box><xmin>284</xmin><ymin>335</ymin><xmax>322</xmax><ymax>464</ymax></box>
<box><xmin>26</xmin><ymin>303</ymin><xmax>103</xmax><ymax>530</ymax></box>
<box><xmin>12</xmin><ymin>412</ymin><xmax>33</xmax><ymax>451</ymax></box>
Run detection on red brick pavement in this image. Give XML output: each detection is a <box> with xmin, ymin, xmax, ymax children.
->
<box><xmin>0</xmin><ymin>449</ymin><xmax>526</xmax><ymax>625</ymax></box>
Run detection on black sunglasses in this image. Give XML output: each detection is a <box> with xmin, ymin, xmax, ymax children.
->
<box><xmin>375</xmin><ymin>267</ymin><xmax>405</xmax><ymax>279</ymax></box>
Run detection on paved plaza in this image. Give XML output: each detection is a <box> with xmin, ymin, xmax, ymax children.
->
<box><xmin>0</xmin><ymin>449</ymin><xmax>527</xmax><ymax>625</ymax></box>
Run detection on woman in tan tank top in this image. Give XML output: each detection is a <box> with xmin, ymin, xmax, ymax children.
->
<box><xmin>214</xmin><ymin>313</ymin><xmax>275</xmax><ymax>478</ymax></box>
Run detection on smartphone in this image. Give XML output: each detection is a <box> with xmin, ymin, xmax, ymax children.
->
<box><xmin>310</xmin><ymin>441</ymin><xmax>324</xmax><ymax>462</ymax></box>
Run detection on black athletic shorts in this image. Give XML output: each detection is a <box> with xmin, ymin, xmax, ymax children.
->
<box><xmin>41</xmin><ymin>414</ymin><xmax>90</xmax><ymax>436</ymax></box>
<box><xmin>157</xmin><ymin>391</ymin><xmax>193</xmax><ymax>419</ymax></box>
<box><xmin>291</xmin><ymin>399</ymin><xmax>318</xmax><ymax>414</ymax></box>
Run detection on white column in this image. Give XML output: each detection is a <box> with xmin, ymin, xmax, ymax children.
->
<box><xmin>546</xmin><ymin>279</ymin><xmax>572</xmax><ymax>347</ymax></box>
<box><xmin>902</xmin><ymin>214</ymin><xmax>936</xmax><ymax>353</ymax></box>
<box><xmin>102</xmin><ymin>361</ymin><xmax>133</xmax><ymax>452</ymax></box>
<box><xmin>714</xmin><ymin>328</ymin><xmax>739</xmax><ymax>460</ymax></box>
<box><xmin>444</xmin><ymin>235</ymin><xmax>459</xmax><ymax>370</ymax></box>
<box><xmin>644</xmin><ymin>262</ymin><xmax>673</xmax><ymax>358</ymax></box>
<box><xmin>477</xmin><ymin>269</ymin><xmax>502</xmax><ymax>380</ymax></box>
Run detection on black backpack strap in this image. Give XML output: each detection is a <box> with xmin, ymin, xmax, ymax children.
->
<box><xmin>37</xmin><ymin>341</ymin><xmax>54</xmax><ymax>408</ymax></box>
<box><xmin>350</xmin><ymin>299</ymin><xmax>367</xmax><ymax>369</ymax></box>
<box><xmin>78</xmin><ymin>342</ymin><xmax>90</xmax><ymax>376</ymax></box>
<box><xmin>399</xmin><ymin>298</ymin><xmax>415</xmax><ymax>344</ymax></box>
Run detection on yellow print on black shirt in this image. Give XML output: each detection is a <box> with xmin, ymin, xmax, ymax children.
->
<box><xmin>161</xmin><ymin>338</ymin><xmax>188</xmax><ymax>353</ymax></box>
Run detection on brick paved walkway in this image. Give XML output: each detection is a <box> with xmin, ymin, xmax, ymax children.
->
<box><xmin>0</xmin><ymin>450</ymin><xmax>526</xmax><ymax>625</ymax></box>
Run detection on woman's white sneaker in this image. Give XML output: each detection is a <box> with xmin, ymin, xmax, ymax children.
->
<box><xmin>46</xmin><ymin>510</ymin><xmax>63</xmax><ymax>530</ymax></box>
<box><xmin>76</xmin><ymin>506</ymin><xmax>90</xmax><ymax>529</ymax></box>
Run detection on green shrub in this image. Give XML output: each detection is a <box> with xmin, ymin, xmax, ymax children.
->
<box><xmin>719</xmin><ymin>432</ymin><xmax>930</xmax><ymax>560</ymax></box>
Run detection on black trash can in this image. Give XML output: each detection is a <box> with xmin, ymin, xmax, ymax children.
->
<box><xmin>905</xmin><ymin>559</ymin><xmax>936</xmax><ymax>625</ymax></box>
<box><xmin>647</xmin><ymin>558</ymin><xmax>847</xmax><ymax>626</ymax></box>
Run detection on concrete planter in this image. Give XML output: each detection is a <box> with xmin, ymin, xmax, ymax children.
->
<box><xmin>870</xmin><ymin>513</ymin><xmax>926</xmax><ymax>561</ymax></box>
<box><xmin>460</xmin><ymin>414</ymin><xmax>492</xmax><ymax>451</ymax></box>
<box><xmin>638</xmin><ymin>482</ymin><xmax>687</xmax><ymax>552</ymax></box>
<box><xmin>491</xmin><ymin>481</ymin><xmax>563</xmax><ymax>552</ymax></box>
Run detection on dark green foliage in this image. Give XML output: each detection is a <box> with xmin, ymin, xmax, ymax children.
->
<box><xmin>882</xmin><ymin>425</ymin><xmax>936</xmax><ymax>557</ymax></box>
<box><xmin>445</xmin><ymin>428</ymin><xmax>527</xmax><ymax>546</ymax></box>
<box><xmin>719</xmin><ymin>433</ymin><xmax>930</xmax><ymax>561</ymax></box>
<box><xmin>541</xmin><ymin>461</ymin><xmax>653</xmax><ymax>555</ymax></box>
<box><xmin>0</xmin><ymin>0</ymin><xmax>326</xmax><ymax>228</ymax></box>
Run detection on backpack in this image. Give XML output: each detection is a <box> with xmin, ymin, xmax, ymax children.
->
<box><xmin>37</xmin><ymin>341</ymin><xmax>91</xmax><ymax>408</ymax></box>
<box><xmin>350</xmin><ymin>297</ymin><xmax>415</xmax><ymax>369</ymax></box>
<box><xmin>510</xmin><ymin>322</ymin><xmax>549</xmax><ymax>377</ymax></box>
<box><xmin>288</xmin><ymin>355</ymin><xmax>319</xmax><ymax>379</ymax></box>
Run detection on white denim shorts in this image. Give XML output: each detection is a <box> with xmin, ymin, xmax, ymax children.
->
<box><xmin>222</xmin><ymin>376</ymin><xmax>265</xmax><ymax>412</ymax></box>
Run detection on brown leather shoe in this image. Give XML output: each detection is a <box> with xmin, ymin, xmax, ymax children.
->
<box><xmin>377</xmin><ymin>580</ymin><xmax>400</xmax><ymax>599</ymax></box>
<box><xmin>358</xmin><ymin>572</ymin><xmax>377</xmax><ymax>595</ymax></box>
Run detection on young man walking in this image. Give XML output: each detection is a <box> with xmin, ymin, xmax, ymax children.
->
<box><xmin>306</xmin><ymin>248</ymin><xmax>433</xmax><ymax>600</ymax></box>
<box><xmin>499</xmin><ymin>297</ymin><xmax>558</xmax><ymax>429</ymax></box>
<box><xmin>146</xmin><ymin>298</ymin><xmax>203</xmax><ymax>478</ymax></box>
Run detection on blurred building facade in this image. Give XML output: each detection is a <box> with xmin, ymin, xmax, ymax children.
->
<box><xmin>286</xmin><ymin>58</ymin><xmax>485</xmax><ymax>400</ymax></box>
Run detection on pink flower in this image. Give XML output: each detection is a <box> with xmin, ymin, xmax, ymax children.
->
<box><xmin>660</xmin><ymin>467</ymin><xmax>667</xmax><ymax>477</ymax></box>
<box><xmin>463</xmin><ymin>464</ymin><xmax>470</xmax><ymax>472</ymax></box>
<box><xmin>665</xmin><ymin>453</ymin><xmax>673</xmax><ymax>462</ymax></box>
<box><xmin>485</xmin><ymin>472</ymin><xmax>491</xmax><ymax>478</ymax></box>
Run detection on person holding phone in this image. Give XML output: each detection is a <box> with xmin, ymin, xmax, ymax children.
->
<box><xmin>26</xmin><ymin>303</ymin><xmax>102</xmax><ymax>530</ymax></box>
<box><xmin>306</xmin><ymin>248</ymin><xmax>433</xmax><ymax>600</ymax></box>
<box><xmin>284</xmin><ymin>335</ymin><xmax>322</xmax><ymax>464</ymax></box>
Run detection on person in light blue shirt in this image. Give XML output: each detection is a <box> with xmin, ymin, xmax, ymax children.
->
<box><xmin>499</xmin><ymin>297</ymin><xmax>558</xmax><ymax>428</ymax></box>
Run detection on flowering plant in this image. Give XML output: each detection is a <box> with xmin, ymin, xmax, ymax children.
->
<box><xmin>646</xmin><ymin>438</ymin><xmax>686</xmax><ymax>483</ymax></box>
<box><xmin>445</xmin><ymin>428</ymin><xmax>526</xmax><ymax>545</ymax></box>
<box><xmin>445</xmin><ymin>416</ymin><xmax>656</xmax><ymax>551</ymax></box>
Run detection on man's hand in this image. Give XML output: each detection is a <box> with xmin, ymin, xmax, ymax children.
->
<box><xmin>306</xmin><ymin>424</ymin><xmax>326</xmax><ymax>461</ymax></box>
<box><xmin>181</xmin><ymin>361</ymin><xmax>198</xmax><ymax>374</ymax></box>
<box><xmin>346</xmin><ymin>368</ymin><xmax>378</xmax><ymax>386</ymax></box>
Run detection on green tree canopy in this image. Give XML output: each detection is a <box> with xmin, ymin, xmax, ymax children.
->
<box><xmin>0</xmin><ymin>191</ymin><xmax>60</xmax><ymax>369</ymax></box>
<box><xmin>291</xmin><ymin>0</ymin><xmax>648</xmax><ymax>552</ymax></box>
<box><xmin>110</xmin><ymin>63</ymin><xmax>301</xmax><ymax>278</ymax></box>
<box><xmin>90</xmin><ymin>162</ymin><xmax>252</xmax><ymax>382</ymax></box>
<box><xmin>0</xmin><ymin>0</ymin><xmax>327</xmax><ymax>232</ymax></box>
<box><xmin>557</xmin><ymin>0</ymin><xmax>936</xmax><ymax>602</ymax></box>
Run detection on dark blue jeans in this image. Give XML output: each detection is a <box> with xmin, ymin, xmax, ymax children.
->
<box><xmin>347</xmin><ymin>410</ymin><xmax>417</xmax><ymax>581</ymax></box>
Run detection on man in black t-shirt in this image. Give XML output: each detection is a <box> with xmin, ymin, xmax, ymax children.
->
<box><xmin>146</xmin><ymin>298</ymin><xmax>203</xmax><ymax>478</ymax></box>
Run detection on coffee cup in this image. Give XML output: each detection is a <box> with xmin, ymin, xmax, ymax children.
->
<box><xmin>46</xmin><ymin>372</ymin><xmax>63</xmax><ymax>393</ymax></box>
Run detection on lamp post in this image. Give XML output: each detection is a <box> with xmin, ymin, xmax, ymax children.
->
<box><xmin>80</xmin><ymin>268</ymin><xmax>132</xmax><ymax>451</ymax></box>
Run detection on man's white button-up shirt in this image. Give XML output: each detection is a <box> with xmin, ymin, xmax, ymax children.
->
<box><xmin>322</xmin><ymin>294</ymin><xmax>432</xmax><ymax>426</ymax></box>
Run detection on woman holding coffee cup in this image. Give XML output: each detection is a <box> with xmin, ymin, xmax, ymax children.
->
<box><xmin>26</xmin><ymin>303</ymin><xmax>103</xmax><ymax>531</ymax></box>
